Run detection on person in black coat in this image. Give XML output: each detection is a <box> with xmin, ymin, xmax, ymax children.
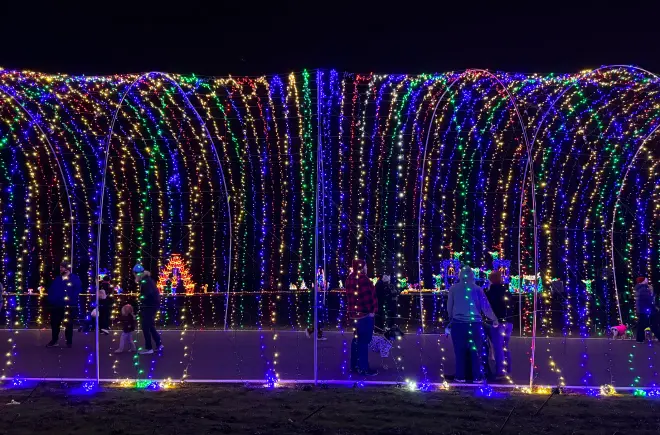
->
<box><xmin>98</xmin><ymin>275</ymin><xmax>113</xmax><ymax>334</ymax></box>
<box><xmin>133</xmin><ymin>263</ymin><xmax>163</xmax><ymax>354</ymax></box>
<box><xmin>374</xmin><ymin>274</ymin><xmax>401</xmax><ymax>335</ymax></box>
<box><xmin>484</xmin><ymin>271</ymin><xmax>512</xmax><ymax>378</ymax></box>
<box><xmin>47</xmin><ymin>261</ymin><xmax>82</xmax><ymax>348</ymax></box>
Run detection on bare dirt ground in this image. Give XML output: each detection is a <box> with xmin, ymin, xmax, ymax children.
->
<box><xmin>0</xmin><ymin>384</ymin><xmax>658</xmax><ymax>434</ymax></box>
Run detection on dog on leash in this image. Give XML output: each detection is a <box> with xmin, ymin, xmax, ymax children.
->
<box><xmin>611</xmin><ymin>324</ymin><xmax>627</xmax><ymax>339</ymax></box>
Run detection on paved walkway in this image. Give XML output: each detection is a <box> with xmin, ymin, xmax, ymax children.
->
<box><xmin>3</xmin><ymin>330</ymin><xmax>658</xmax><ymax>387</ymax></box>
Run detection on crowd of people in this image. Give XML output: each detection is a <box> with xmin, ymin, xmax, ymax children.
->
<box><xmin>309</xmin><ymin>259</ymin><xmax>512</xmax><ymax>380</ymax></box>
<box><xmin>41</xmin><ymin>257</ymin><xmax>514</xmax><ymax>380</ymax></box>
<box><xmin>39</xmin><ymin>257</ymin><xmax>657</xmax><ymax>382</ymax></box>
<box><xmin>45</xmin><ymin>261</ymin><xmax>163</xmax><ymax>355</ymax></box>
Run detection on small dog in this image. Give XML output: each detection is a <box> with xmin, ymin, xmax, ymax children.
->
<box><xmin>611</xmin><ymin>324</ymin><xmax>627</xmax><ymax>339</ymax></box>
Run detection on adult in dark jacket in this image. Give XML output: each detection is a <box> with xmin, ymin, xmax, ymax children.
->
<box><xmin>484</xmin><ymin>271</ymin><xmax>512</xmax><ymax>378</ymax></box>
<box><xmin>133</xmin><ymin>263</ymin><xmax>163</xmax><ymax>354</ymax></box>
<box><xmin>47</xmin><ymin>261</ymin><xmax>82</xmax><ymax>348</ymax></box>
<box><xmin>374</xmin><ymin>274</ymin><xmax>399</xmax><ymax>331</ymax></box>
<box><xmin>98</xmin><ymin>275</ymin><xmax>113</xmax><ymax>334</ymax></box>
<box><xmin>635</xmin><ymin>277</ymin><xmax>660</xmax><ymax>343</ymax></box>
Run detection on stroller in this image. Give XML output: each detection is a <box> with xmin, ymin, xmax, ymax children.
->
<box><xmin>79</xmin><ymin>289</ymin><xmax>110</xmax><ymax>335</ymax></box>
<box><xmin>369</xmin><ymin>326</ymin><xmax>404</xmax><ymax>370</ymax></box>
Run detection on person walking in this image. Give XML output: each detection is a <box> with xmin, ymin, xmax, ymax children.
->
<box><xmin>346</xmin><ymin>259</ymin><xmax>378</xmax><ymax>376</ymax></box>
<box><xmin>46</xmin><ymin>261</ymin><xmax>82</xmax><ymax>348</ymax></box>
<box><xmin>635</xmin><ymin>277</ymin><xmax>660</xmax><ymax>342</ymax></box>
<box><xmin>133</xmin><ymin>263</ymin><xmax>164</xmax><ymax>354</ymax></box>
<box><xmin>448</xmin><ymin>266</ymin><xmax>498</xmax><ymax>383</ymax></box>
<box><xmin>484</xmin><ymin>271</ymin><xmax>512</xmax><ymax>379</ymax></box>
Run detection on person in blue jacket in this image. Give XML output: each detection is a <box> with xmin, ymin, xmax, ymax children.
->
<box><xmin>47</xmin><ymin>261</ymin><xmax>82</xmax><ymax>348</ymax></box>
<box><xmin>133</xmin><ymin>263</ymin><xmax>163</xmax><ymax>354</ymax></box>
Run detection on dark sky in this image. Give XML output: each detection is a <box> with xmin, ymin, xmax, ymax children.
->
<box><xmin>2</xmin><ymin>2</ymin><xmax>659</xmax><ymax>76</ymax></box>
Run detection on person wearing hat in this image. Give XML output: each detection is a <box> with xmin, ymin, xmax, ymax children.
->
<box><xmin>46</xmin><ymin>260</ymin><xmax>82</xmax><ymax>348</ymax></box>
<box><xmin>133</xmin><ymin>263</ymin><xmax>163</xmax><ymax>354</ymax></box>
<box><xmin>374</xmin><ymin>273</ymin><xmax>399</xmax><ymax>332</ymax></box>
<box><xmin>346</xmin><ymin>259</ymin><xmax>378</xmax><ymax>376</ymax></box>
<box><xmin>485</xmin><ymin>270</ymin><xmax>512</xmax><ymax>379</ymax></box>
<box><xmin>635</xmin><ymin>277</ymin><xmax>660</xmax><ymax>343</ymax></box>
<box><xmin>97</xmin><ymin>274</ymin><xmax>112</xmax><ymax>335</ymax></box>
<box><xmin>448</xmin><ymin>266</ymin><xmax>498</xmax><ymax>383</ymax></box>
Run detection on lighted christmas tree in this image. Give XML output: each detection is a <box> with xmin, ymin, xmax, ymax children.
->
<box><xmin>157</xmin><ymin>254</ymin><xmax>196</xmax><ymax>295</ymax></box>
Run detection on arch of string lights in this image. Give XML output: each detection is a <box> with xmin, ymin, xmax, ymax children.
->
<box><xmin>0</xmin><ymin>66</ymin><xmax>658</xmax><ymax>390</ymax></box>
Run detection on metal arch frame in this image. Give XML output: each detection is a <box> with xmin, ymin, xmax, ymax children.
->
<box><xmin>416</xmin><ymin>68</ymin><xmax>536</xmax><ymax>385</ymax></box>
<box><xmin>523</xmin><ymin>65</ymin><xmax>660</xmax><ymax>327</ymax></box>
<box><xmin>96</xmin><ymin>72</ymin><xmax>233</xmax><ymax>382</ymax></box>
<box><xmin>609</xmin><ymin>122</ymin><xmax>660</xmax><ymax>317</ymax></box>
<box><xmin>417</xmin><ymin>69</ymin><xmax>535</xmax><ymax>281</ymax></box>
<box><xmin>0</xmin><ymin>86</ymin><xmax>76</xmax><ymax>270</ymax></box>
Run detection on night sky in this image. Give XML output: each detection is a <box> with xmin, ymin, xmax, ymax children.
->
<box><xmin>1</xmin><ymin>3</ymin><xmax>659</xmax><ymax>76</ymax></box>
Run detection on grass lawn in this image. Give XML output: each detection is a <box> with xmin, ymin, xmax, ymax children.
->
<box><xmin>0</xmin><ymin>383</ymin><xmax>658</xmax><ymax>434</ymax></box>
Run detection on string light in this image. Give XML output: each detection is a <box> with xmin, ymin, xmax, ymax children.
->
<box><xmin>0</xmin><ymin>67</ymin><xmax>656</xmax><ymax>390</ymax></box>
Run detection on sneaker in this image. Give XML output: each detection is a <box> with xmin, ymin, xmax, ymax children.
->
<box><xmin>454</xmin><ymin>379</ymin><xmax>466</xmax><ymax>383</ymax></box>
<box><xmin>317</xmin><ymin>335</ymin><xmax>327</xmax><ymax>341</ymax></box>
<box><xmin>359</xmin><ymin>369</ymin><xmax>378</xmax><ymax>376</ymax></box>
<box><xmin>139</xmin><ymin>349</ymin><xmax>154</xmax><ymax>355</ymax></box>
<box><xmin>100</xmin><ymin>329</ymin><xmax>110</xmax><ymax>335</ymax></box>
<box><xmin>46</xmin><ymin>342</ymin><xmax>59</xmax><ymax>348</ymax></box>
<box><xmin>114</xmin><ymin>349</ymin><xmax>123</xmax><ymax>354</ymax></box>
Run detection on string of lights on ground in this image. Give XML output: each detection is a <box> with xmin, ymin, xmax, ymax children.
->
<box><xmin>0</xmin><ymin>66</ymin><xmax>658</xmax><ymax>396</ymax></box>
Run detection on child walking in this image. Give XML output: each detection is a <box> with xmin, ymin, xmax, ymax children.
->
<box><xmin>115</xmin><ymin>304</ymin><xmax>137</xmax><ymax>353</ymax></box>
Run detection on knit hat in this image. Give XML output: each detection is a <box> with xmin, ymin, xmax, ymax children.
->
<box><xmin>636</xmin><ymin>277</ymin><xmax>648</xmax><ymax>285</ymax></box>
<box><xmin>458</xmin><ymin>266</ymin><xmax>475</xmax><ymax>283</ymax></box>
<box><xmin>489</xmin><ymin>270</ymin><xmax>502</xmax><ymax>284</ymax></box>
<box><xmin>352</xmin><ymin>259</ymin><xmax>365</xmax><ymax>272</ymax></box>
<box><xmin>133</xmin><ymin>263</ymin><xmax>145</xmax><ymax>274</ymax></box>
<box><xmin>60</xmin><ymin>260</ymin><xmax>72</xmax><ymax>270</ymax></box>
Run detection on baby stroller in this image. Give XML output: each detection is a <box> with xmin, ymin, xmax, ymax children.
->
<box><xmin>78</xmin><ymin>289</ymin><xmax>110</xmax><ymax>335</ymax></box>
<box><xmin>369</xmin><ymin>326</ymin><xmax>399</xmax><ymax>370</ymax></box>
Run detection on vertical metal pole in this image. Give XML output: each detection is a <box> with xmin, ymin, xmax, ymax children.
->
<box><xmin>518</xmin><ymin>162</ymin><xmax>527</xmax><ymax>338</ymax></box>
<box><xmin>313</xmin><ymin>70</ymin><xmax>322</xmax><ymax>386</ymax></box>
<box><xmin>224</xmin><ymin>284</ymin><xmax>230</xmax><ymax>330</ymax></box>
<box><xmin>528</xmin><ymin>148</ymin><xmax>539</xmax><ymax>389</ymax></box>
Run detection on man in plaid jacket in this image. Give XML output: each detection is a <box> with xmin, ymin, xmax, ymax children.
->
<box><xmin>346</xmin><ymin>259</ymin><xmax>378</xmax><ymax>376</ymax></box>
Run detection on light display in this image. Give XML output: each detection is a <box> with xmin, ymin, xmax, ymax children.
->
<box><xmin>157</xmin><ymin>254</ymin><xmax>195</xmax><ymax>295</ymax></box>
<box><xmin>0</xmin><ymin>66</ymin><xmax>657</xmax><ymax>391</ymax></box>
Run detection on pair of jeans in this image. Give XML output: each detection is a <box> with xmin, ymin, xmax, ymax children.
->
<box><xmin>141</xmin><ymin>307</ymin><xmax>162</xmax><ymax>350</ymax></box>
<box><xmin>451</xmin><ymin>322</ymin><xmax>485</xmax><ymax>381</ymax></box>
<box><xmin>636</xmin><ymin>312</ymin><xmax>660</xmax><ymax>342</ymax></box>
<box><xmin>488</xmin><ymin>322</ymin><xmax>513</xmax><ymax>376</ymax></box>
<box><xmin>50</xmin><ymin>306</ymin><xmax>75</xmax><ymax>344</ymax></box>
<box><xmin>351</xmin><ymin>316</ymin><xmax>375</xmax><ymax>372</ymax></box>
<box><xmin>118</xmin><ymin>332</ymin><xmax>136</xmax><ymax>352</ymax></box>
